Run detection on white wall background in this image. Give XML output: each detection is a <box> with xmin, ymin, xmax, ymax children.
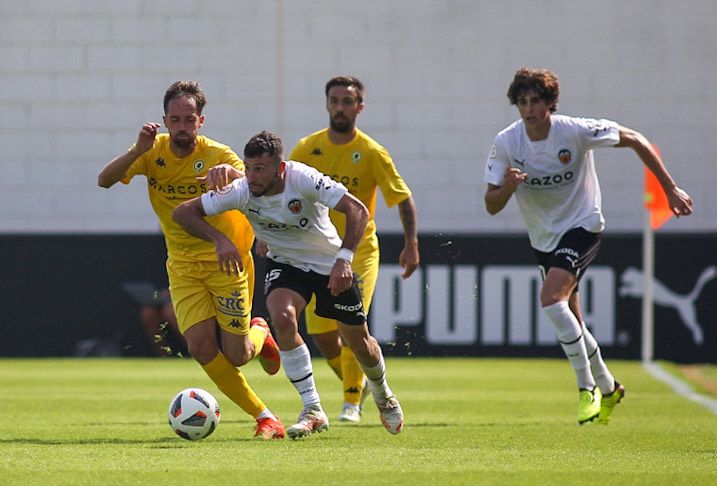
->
<box><xmin>1</xmin><ymin>0</ymin><xmax>715</xmax><ymax>235</ymax></box>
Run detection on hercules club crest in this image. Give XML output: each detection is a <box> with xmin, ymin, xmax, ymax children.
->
<box><xmin>288</xmin><ymin>199</ymin><xmax>303</xmax><ymax>214</ymax></box>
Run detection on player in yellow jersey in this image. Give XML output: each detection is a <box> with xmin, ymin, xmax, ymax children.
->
<box><xmin>98</xmin><ymin>80</ymin><xmax>285</xmax><ymax>439</ymax></box>
<box><xmin>288</xmin><ymin>75</ymin><xmax>420</xmax><ymax>422</ymax></box>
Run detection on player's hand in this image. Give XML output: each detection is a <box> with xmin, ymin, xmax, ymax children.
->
<box><xmin>254</xmin><ymin>240</ymin><xmax>269</xmax><ymax>258</ymax></box>
<box><xmin>136</xmin><ymin>123</ymin><xmax>160</xmax><ymax>154</ymax></box>
<box><xmin>198</xmin><ymin>164</ymin><xmax>244</xmax><ymax>190</ymax></box>
<box><xmin>668</xmin><ymin>186</ymin><xmax>694</xmax><ymax>217</ymax></box>
<box><xmin>328</xmin><ymin>259</ymin><xmax>353</xmax><ymax>296</ymax></box>
<box><xmin>399</xmin><ymin>239</ymin><xmax>420</xmax><ymax>279</ymax></box>
<box><xmin>504</xmin><ymin>167</ymin><xmax>527</xmax><ymax>192</ymax></box>
<box><xmin>215</xmin><ymin>237</ymin><xmax>244</xmax><ymax>276</ymax></box>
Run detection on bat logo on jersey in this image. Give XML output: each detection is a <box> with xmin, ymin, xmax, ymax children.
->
<box><xmin>586</xmin><ymin>121</ymin><xmax>609</xmax><ymax>137</ymax></box>
<box><xmin>315</xmin><ymin>176</ymin><xmax>334</xmax><ymax>192</ymax></box>
<box><xmin>558</xmin><ymin>149</ymin><xmax>572</xmax><ymax>165</ymax></box>
<box><xmin>154</xmin><ymin>157</ymin><xmax>166</xmax><ymax>167</ymax></box>
<box><xmin>351</xmin><ymin>151</ymin><xmax>362</xmax><ymax>164</ymax></box>
<box><xmin>288</xmin><ymin>198</ymin><xmax>303</xmax><ymax>214</ymax></box>
<box><xmin>193</xmin><ymin>160</ymin><xmax>205</xmax><ymax>173</ymax></box>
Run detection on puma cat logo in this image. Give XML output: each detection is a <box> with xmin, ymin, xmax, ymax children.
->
<box><xmin>619</xmin><ymin>266</ymin><xmax>716</xmax><ymax>345</ymax></box>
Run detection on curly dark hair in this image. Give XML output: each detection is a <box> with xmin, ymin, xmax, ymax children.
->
<box><xmin>163</xmin><ymin>80</ymin><xmax>207</xmax><ymax>114</ymax></box>
<box><xmin>507</xmin><ymin>68</ymin><xmax>559</xmax><ymax>113</ymax></box>
<box><xmin>325</xmin><ymin>75</ymin><xmax>365</xmax><ymax>103</ymax></box>
<box><xmin>244</xmin><ymin>130</ymin><xmax>284</xmax><ymax>166</ymax></box>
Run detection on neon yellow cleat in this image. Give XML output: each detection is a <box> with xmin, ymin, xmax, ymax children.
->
<box><xmin>577</xmin><ymin>387</ymin><xmax>601</xmax><ymax>424</ymax></box>
<box><xmin>598</xmin><ymin>382</ymin><xmax>625</xmax><ymax>425</ymax></box>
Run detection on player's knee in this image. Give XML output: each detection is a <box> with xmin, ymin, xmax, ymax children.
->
<box><xmin>540</xmin><ymin>288</ymin><xmax>565</xmax><ymax>307</ymax></box>
<box><xmin>223</xmin><ymin>347</ymin><xmax>251</xmax><ymax>367</ymax></box>
<box><xmin>185</xmin><ymin>336</ymin><xmax>217</xmax><ymax>365</ymax></box>
<box><xmin>540</xmin><ymin>294</ymin><xmax>561</xmax><ymax>308</ymax></box>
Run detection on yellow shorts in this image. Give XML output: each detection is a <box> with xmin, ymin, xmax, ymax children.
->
<box><xmin>305</xmin><ymin>244</ymin><xmax>379</xmax><ymax>335</ymax></box>
<box><xmin>167</xmin><ymin>254</ymin><xmax>254</xmax><ymax>336</ymax></box>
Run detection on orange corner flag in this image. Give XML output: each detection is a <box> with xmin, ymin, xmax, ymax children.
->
<box><xmin>644</xmin><ymin>144</ymin><xmax>673</xmax><ymax>229</ymax></box>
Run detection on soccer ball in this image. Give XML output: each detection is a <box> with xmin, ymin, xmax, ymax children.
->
<box><xmin>167</xmin><ymin>388</ymin><xmax>221</xmax><ymax>440</ymax></box>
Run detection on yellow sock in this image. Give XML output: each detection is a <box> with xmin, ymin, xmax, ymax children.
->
<box><xmin>341</xmin><ymin>346</ymin><xmax>365</xmax><ymax>406</ymax></box>
<box><xmin>201</xmin><ymin>352</ymin><xmax>266</xmax><ymax>418</ymax></box>
<box><xmin>326</xmin><ymin>354</ymin><xmax>343</xmax><ymax>379</ymax></box>
<box><xmin>248</xmin><ymin>325</ymin><xmax>265</xmax><ymax>358</ymax></box>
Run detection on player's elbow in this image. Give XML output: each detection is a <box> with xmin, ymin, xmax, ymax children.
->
<box><xmin>356</xmin><ymin>201</ymin><xmax>369</xmax><ymax>229</ymax></box>
<box><xmin>97</xmin><ymin>173</ymin><xmax>114</xmax><ymax>189</ymax></box>
<box><xmin>358</xmin><ymin>201</ymin><xmax>369</xmax><ymax>221</ymax></box>
<box><xmin>172</xmin><ymin>201</ymin><xmax>191</xmax><ymax>224</ymax></box>
<box><xmin>484</xmin><ymin>195</ymin><xmax>502</xmax><ymax>215</ymax></box>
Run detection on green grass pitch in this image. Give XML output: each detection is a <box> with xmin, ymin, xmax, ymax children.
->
<box><xmin>1</xmin><ymin>357</ymin><xmax>716</xmax><ymax>485</ymax></box>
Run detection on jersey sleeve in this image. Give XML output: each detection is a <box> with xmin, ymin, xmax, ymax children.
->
<box><xmin>120</xmin><ymin>144</ymin><xmax>148</xmax><ymax>184</ymax></box>
<box><xmin>201</xmin><ymin>178</ymin><xmax>247</xmax><ymax>216</ymax></box>
<box><xmin>484</xmin><ymin>136</ymin><xmax>510</xmax><ymax>186</ymax></box>
<box><xmin>574</xmin><ymin>117</ymin><xmax>620</xmax><ymax>150</ymax></box>
<box><xmin>294</xmin><ymin>163</ymin><xmax>348</xmax><ymax>208</ymax></box>
<box><xmin>221</xmin><ymin>146</ymin><xmax>244</xmax><ymax>171</ymax></box>
<box><xmin>371</xmin><ymin>146</ymin><xmax>412</xmax><ymax>207</ymax></box>
<box><xmin>288</xmin><ymin>138</ymin><xmax>308</xmax><ymax>163</ymax></box>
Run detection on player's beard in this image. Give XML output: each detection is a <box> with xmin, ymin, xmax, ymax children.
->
<box><xmin>250</xmin><ymin>173</ymin><xmax>279</xmax><ymax>197</ymax></box>
<box><xmin>171</xmin><ymin>132</ymin><xmax>196</xmax><ymax>150</ymax></box>
<box><xmin>329</xmin><ymin>114</ymin><xmax>353</xmax><ymax>133</ymax></box>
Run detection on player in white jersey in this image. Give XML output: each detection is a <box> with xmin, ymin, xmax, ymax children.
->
<box><xmin>173</xmin><ymin>130</ymin><xmax>404</xmax><ymax>439</ymax></box>
<box><xmin>484</xmin><ymin>68</ymin><xmax>693</xmax><ymax>425</ymax></box>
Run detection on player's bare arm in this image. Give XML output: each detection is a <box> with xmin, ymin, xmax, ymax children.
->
<box><xmin>98</xmin><ymin>122</ymin><xmax>160</xmax><ymax>188</ymax></box>
<box><xmin>397</xmin><ymin>196</ymin><xmax>420</xmax><ymax>279</ymax></box>
<box><xmin>198</xmin><ymin>164</ymin><xmax>244</xmax><ymax>190</ymax></box>
<box><xmin>484</xmin><ymin>167</ymin><xmax>527</xmax><ymax>215</ymax></box>
<box><xmin>328</xmin><ymin>193</ymin><xmax>369</xmax><ymax>296</ymax></box>
<box><xmin>615</xmin><ymin>126</ymin><xmax>694</xmax><ymax>217</ymax></box>
<box><xmin>172</xmin><ymin>198</ymin><xmax>244</xmax><ymax>276</ymax></box>
<box><xmin>254</xmin><ymin>239</ymin><xmax>269</xmax><ymax>258</ymax></box>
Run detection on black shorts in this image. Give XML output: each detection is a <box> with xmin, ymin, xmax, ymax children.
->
<box><xmin>534</xmin><ymin>227</ymin><xmax>601</xmax><ymax>281</ymax></box>
<box><xmin>264</xmin><ymin>259</ymin><xmax>367</xmax><ymax>325</ymax></box>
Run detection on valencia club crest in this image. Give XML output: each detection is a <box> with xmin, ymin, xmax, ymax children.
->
<box><xmin>558</xmin><ymin>149</ymin><xmax>572</xmax><ymax>165</ymax></box>
<box><xmin>288</xmin><ymin>199</ymin><xmax>303</xmax><ymax>214</ymax></box>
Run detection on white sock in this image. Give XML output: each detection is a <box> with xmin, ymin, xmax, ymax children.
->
<box><xmin>543</xmin><ymin>301</ymin><xmax>596</xmax><ymax>390</ymax></box>
<box><xmin>256</xmin><ymin>409</ymin><xmax>277</xmax><ymax>421</ymax></box>
<box><xmin>582</xmin><ymin>325</ymin><xmax>615</xmax><ymax>394</ymax></box>
<box><xmin>359</xmin><ymin>353</ymin><xmax>393</xmax><ymax>402</ymax></box>
<box><xmin>280</xmin><ymin>344</ymin><xmax>321</xmax><ymax>408</ymax></box>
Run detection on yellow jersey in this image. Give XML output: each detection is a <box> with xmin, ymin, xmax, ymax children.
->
<box><xmin>122</xmin><ymin>133</ymin><xmax>254</xmax><ymax>262</ymax></box>
<box><xmin>289</xmin><ymin>128</ymin><xmax>411</xmax><ymax>252</ymax></box>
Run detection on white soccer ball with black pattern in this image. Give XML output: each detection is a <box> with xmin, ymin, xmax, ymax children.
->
<box><xmin>167</xmin><ymin>388</ymin><xmax>221</xmax><ymax>440</ymax></box>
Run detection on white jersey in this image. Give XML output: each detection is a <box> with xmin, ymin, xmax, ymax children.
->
<box><xmin>484</xmin><ymin>114</ymin><xmax>620</xmax><ymax>252</ymax></box>
<box><xmin>201</xmin><ymin>160</ymin><xmax>347</xmax><ymax>274</ymax></box>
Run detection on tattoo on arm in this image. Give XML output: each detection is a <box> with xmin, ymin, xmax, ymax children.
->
<box><xmin>398</xmin><ymin>197</ymin><xmax>418</xmax><ymax>241</ymax></box>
